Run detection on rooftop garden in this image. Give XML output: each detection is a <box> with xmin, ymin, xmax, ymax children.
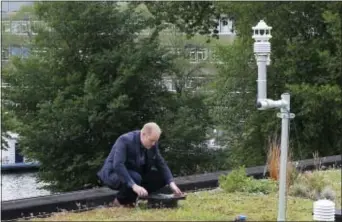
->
<box><xmin>32</xmin><ymin>168</ymin><xmax>340</xmax><ymax>221</ymax></box>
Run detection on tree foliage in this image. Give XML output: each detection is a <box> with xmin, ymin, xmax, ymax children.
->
<box><xmin>2</xmin><ymin>2</ymin><xmax>218</xmax><ymax>191</ymax></box>
<box><xmin>3</xmin><ymin>2</ymin><xmax>169</xmax><ymax>191</ymax></box>
<box><xmin>133</xmin><ymin>1</ymin><xmax>220</xmax><ymax>40</ymax></box>
<box><xmin>155</xmin><ymin>27</ymin><xmax>228</xmax><ymax>176</ymax></box>
<box><xmin>144</xmin><ymin>2</ymin><xmax>342</xmax><ymax>165</ymax></box>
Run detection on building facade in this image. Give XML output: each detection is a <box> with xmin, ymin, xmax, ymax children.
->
<box><xmin>1</xmin><ymin>9</ymin><xmax>235</xmax><ymax>91</ymax></box>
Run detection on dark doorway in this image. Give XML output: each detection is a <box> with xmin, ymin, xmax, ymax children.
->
<box><xmin>15</xmin><ymin>142</ymin><xmax>24</xmax><ymax>163</ymax></box>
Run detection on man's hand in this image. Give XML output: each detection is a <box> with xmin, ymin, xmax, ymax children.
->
<box><xmin>132</xmin><ymin>184</ymin><xmax>148</xmax><ymax>197</ymax></box>
<box><xmin>169</xmin><ymin>182</ymin><xmax>183</xmax><ymax>196</ymax></box>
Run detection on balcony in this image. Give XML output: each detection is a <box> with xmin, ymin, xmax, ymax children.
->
<box><xmin>1</xmin><ymin>20</ymin><xmax>48</xmax><ymax>36</ymax></box>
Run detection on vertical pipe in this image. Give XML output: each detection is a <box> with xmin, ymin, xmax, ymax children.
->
<box><xmin>256</xmin><ymin>55</ymin><xmax>268</xmax><ymax>101</ymax></box>
<box><xmin>277</xmin><ymin>93</ymin><xmax>290</xmax><ymax>222</ymax></box>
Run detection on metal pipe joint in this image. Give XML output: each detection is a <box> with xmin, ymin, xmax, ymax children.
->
<box><xmin>256</xmin><ymin>99</ymin><xmax>288</xmax><ymax>110</ymax></box>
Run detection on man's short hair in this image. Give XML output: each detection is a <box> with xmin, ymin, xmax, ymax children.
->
<box><xmin>142</xmin><ymin>122</ymin><xmax>162</xmax><ymax>135</ymax></box>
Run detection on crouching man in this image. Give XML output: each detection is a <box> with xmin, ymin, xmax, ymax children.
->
<box><xmin>97</xmin><ymin>122</ymin><xmax>183</xmax><ymax>207</ymax></box>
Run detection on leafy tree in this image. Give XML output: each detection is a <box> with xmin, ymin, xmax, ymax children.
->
<box><xmin>133</xmin><ymin>1</ymin><xmax>222</xmax><ymax>40</ymax></box>
<box><xmin>206</xmin><ymin>38</ymin><xmax>264</xmax><ymax>167</ymax></box>
<box><xmin>2</xmin><ymin>1</ymin><xmax>220</xmax><ymax>192</ymax></box>
<box><xmin>2</xmin><ymin>1</ymin><xmax>174</xmax><ymax>192</ymax></box>
<box><xmin>1</xmin><ymin>108</ymin><xmax>13</xmax><ymax>150</ymax></box>
<box><xmin>154</xmin><ymin>26</ymin><xmax>228</xmax><ymax>176</ymax></box>
<box><xmin>2</xmin><ymin>4</ymin><xmax>37</xmax><ymax>150</ymax></box>
<box><xmin>1</xmin><ymin>107</ymin><xmax>24</xmax><ymax>150</ymax></box>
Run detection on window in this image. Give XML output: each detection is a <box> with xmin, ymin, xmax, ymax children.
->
<box><xmin>8</xmin><ymin>20</ymin><xmax>32</xmax><ymax>34</ymax></box>
<box><xmin>20</xmin><ymin>20</ymin><xmax>30</xmax><ymax>33</ymax></box>
<box><xmin>10</xmin><ymin>21</ymin><xmax>21</xmax><ymax>34</ymax></box>
<box><xmin>2</xmin><ymin>21</ymin><xmax>11</xmax><ymax>33</ymax></box>
<box><xmin>197</xmin><ymin>49</ymin><xmax>207</xmax><ymax>61</ymax></box>
<box><xmin>9</xmin><ymin>45</ymin><xmax>23</xmax><ymax>57</ymax></box>
<box><xmin>189</xmin><ymin>49</ymin><xmax>197</xmax><ymax>62</ymax></box>
<box><xmin>217</xmin><ymin>18</ymin><xmax>234</xmax><ymax>35</ymax></box>
<box><xmin>2</xmin><ymin>47</ymin><xmax>9</xmax><ymax>60</ymax></box>
<box><xmin>31</xmin><ymin>21</ymin><xmax>43</xmax><ymax>34</ymax></box>
<box><xmin>163</xmin><ymin>79</ymin><xmax>176</xmax><ymax>92</ymax></box>
<box><xmin>6</xmin><ymin>45</ymin><xmax>30</xmax><ymax>58</ymax></box>
<box><xmin>188</xmin><ymin>48</ymin><xmax>208</xmax><ymax>63</ymax></box>
<box><xmin>185</xmin><ymin>80</ymin><xmax>194</xmax><ymax>89</ymax></box>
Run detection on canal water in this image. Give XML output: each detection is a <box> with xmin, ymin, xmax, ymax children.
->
<box><xmin>1</xmin><ymin>172</ymin><xmax>51</xmax><ymax>201</ymax></box>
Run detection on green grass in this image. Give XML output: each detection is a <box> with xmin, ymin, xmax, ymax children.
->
<box><xmin>32</xmin><ymin>169</ymin><xmax>340</xmax><ymax>221</ymax></box>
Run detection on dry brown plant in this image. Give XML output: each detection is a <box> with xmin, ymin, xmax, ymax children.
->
<box><xmin>267</xmin><ymin>135</ymin><xmax>280</xmax><ymax>181</ymax></box>
<box><xmin>266</xmin><ymin>135</ymin><xmax>296</xmax><ymax>190</ymax></box>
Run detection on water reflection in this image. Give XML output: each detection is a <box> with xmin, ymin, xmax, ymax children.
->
<box><xmin>1</xmin><ymin>172</ymin><xmax>51</xmax><ymax>201</ymax></box>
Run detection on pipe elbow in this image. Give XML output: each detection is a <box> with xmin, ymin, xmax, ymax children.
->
<box><xmin>257</xmin><ymin>99</ymin><xmax>287</xmax><ymax>110</ymax></box>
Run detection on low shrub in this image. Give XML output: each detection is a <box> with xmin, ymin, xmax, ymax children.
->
<box><xmin>219</xmin><ymin>166</ymin><xmax>277</xmax><ymax>194</ymax></box>
<box><xmin>219</xmin><ymin>166</ymin><xmax>248</xmax><ymax>193</ymax></box>
<box><xmin>290</xmin><ymin>183</ymin><xmax>316</xmax><ymax>199</ymax></box>
<box><xmin>320</xmin><ymin>186</ymin><xmax>336</xmax><ymax>201</ymax></box>
<box><xmin>289</xmin><ymin>170</ymin><xmax>334</xmax><ymax>200</ymax></box>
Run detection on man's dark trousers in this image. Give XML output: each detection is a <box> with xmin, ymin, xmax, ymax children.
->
<box><xmin>116</xmin><ymin>169</ymin><xmax>168</xmax><ymax>205</ymax></box>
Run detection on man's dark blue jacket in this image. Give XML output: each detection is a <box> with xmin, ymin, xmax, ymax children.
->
<box><xmin>97</xmin><ymin>130</ymin><xmax>174</xmax><ymax>189</ymax></box>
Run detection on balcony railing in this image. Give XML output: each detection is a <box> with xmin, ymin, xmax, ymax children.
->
<box><xmin>1</xmin><ymin>20</ymin><xmax>50</xmax><ymax>36</ymax></box>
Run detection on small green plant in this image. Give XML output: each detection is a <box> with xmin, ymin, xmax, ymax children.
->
<box><xmin>219</xmin><ymin>166</ymin><xmax>249</xmax><ymax>193</ymax></box>
<box><xmin>219</xmin><ymin>166</ymin><xmax>277</xmax><ymax>194</ymax></box>
<box><xmin>245</xmin><ymin>179</ymin><xmax>277</xmax><ymax>194</ymax></box>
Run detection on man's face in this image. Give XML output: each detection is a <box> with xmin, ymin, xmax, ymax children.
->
<box><xmin>142</xmin><ymin>131</ymin><xmax>160</xmax><ymax>149</ymax></box>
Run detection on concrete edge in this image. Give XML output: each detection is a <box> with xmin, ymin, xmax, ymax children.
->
<box><xmin>1</xmin><ymin>154</ymin><xmax>341</xmax><ymax>221</ymax></box>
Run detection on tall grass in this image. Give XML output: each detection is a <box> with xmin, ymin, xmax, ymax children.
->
<box><xmin>266</xmin><ymin>135</ymin><xmax>297</xmax><ymax>189</ymax></box>
<box><xmin>267</xmin><ymin>136</ymin><xmax>281</xmax><ymax>181</ymax></box>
